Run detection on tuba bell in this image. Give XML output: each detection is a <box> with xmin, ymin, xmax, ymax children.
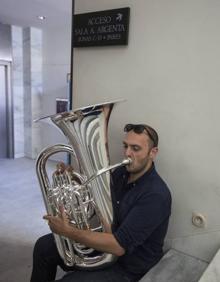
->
<box><xmin>35</xmin><ymin>101</ymin><xmax>131</xmax><ymax>268</ymax></box>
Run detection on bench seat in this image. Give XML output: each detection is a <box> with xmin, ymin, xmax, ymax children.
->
<box><xmin>139</xmin><ymin>249</ymin><xmax>208</xmax><ymax>282</ymax></box>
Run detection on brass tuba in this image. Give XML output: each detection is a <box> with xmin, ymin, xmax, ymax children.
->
<box><xmin>35</xmin><ymin>101</ymin><xmax>130</xmax><ymax>268</ymax></box>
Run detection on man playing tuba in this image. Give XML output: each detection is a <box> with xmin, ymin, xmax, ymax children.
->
<box><xmin>30</xmin><ymin>123</ymin><xmax>171</xmax><ymax>282</ymax></box>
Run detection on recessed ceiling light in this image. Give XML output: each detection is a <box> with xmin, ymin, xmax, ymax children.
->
<box><xmin>37</xmin><ymin>16</ymin><xmax>46</xmax><ymax>20</ymax></box>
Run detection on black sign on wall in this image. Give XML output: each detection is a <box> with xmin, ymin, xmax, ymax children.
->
<box><xmin>73</xmin><ymin>7</ymin><xmax>130</xmax><ymax>47</ymax></box>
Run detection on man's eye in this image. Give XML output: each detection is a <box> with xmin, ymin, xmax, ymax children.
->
<box><xmin>123</xmin><ymin>144</ymin><xmax>128</xmax><ymax>149</ymax></box>
<box><xmin>133</xmin><ymin>146</ymin><xmax>140</xmax><ymax>152</ymax></box>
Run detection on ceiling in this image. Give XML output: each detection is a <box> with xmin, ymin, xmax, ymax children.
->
<box><xmin>0</xmin><ymin>0</ymin><xmax>73</xmax><ymax>29</ymax></box>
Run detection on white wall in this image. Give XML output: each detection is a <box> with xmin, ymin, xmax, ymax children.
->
<box><xmin>73</xmin><ymin>0</ymin><xmax>220</xmax><ymax>262</ymax></box>
<box><xmin>41</xmin><ymin>25</ymin><xmax>72</xmax><ymax>158</ymax></box>
<box><xmin>12</xmin><ymin>26</ymin><xmax>24</xmax><ymax>158</ymax></box>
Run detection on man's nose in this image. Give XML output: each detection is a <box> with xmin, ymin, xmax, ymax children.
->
<box><xmin>125</xmin><ymin>147</ymin><xmax>132</xmax><ymax>157</ymax></box>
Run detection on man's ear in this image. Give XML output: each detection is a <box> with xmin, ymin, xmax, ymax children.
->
<box><xmin>150</xmin><ymin>147</ymin><xmax>158</xmax><ymax>159</ymax></box>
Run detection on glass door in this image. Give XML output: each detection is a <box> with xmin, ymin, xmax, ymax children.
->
<box><xmin>0</xmin><ymin>65</ymin><xmax>7</xmax><ymax>158</ymax></box>
<box><xmin>0</xmin><ymin>62</ymin><xmax>13</xmax><ymax>158</ymax></box>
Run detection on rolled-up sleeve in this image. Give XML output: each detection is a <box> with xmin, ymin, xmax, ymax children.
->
<box><xmin>113</xmin><ymin>193</ymin><xmax>169</xmax><ymax>254</ymax></box>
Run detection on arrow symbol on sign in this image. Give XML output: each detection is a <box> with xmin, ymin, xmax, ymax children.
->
<box><xmin>116</xmin><ymin>13</ymin><xmax>123</xmax><ymax>21</ymax></box>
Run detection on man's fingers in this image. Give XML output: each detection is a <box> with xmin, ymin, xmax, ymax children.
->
<box><xmin>58</xmin><ymin>206</ymin><xmax>69</xmax><ymax>221</ymax></box>
<box><xmin>43</xmin><ymin>215</ymin><xmax>53</xmax><ymax>225</ymax></box>
<box><xmin>59</xmin><ymin>205</ymin><xmax>65</xmax><ymax>213</ymax></box>
<box><xmin>43</xmin><ymin>215</ymin><xmax>51</xmax><ymax>220</ymax></box>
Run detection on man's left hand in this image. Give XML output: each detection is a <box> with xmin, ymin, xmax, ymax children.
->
<box><xmin>43</xmin><ymin>206</ymin><xmax>73</xmax><ymax>236</ymax></box>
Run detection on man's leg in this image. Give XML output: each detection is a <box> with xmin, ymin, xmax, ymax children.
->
<box><xmin>30</xmin><ymin>233</ymin><xmax>74</xmax><ymax>282</ymax></box>
<box><xmin>55</xmin><ymin>263</ymin><xmax>132</xmax><ymax>282</ymax></box>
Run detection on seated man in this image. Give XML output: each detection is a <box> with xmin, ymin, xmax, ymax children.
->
<box><xmin>30</xmin><ymin>124</ymin><xmax>172</xmax><ymax>282</ymax></box>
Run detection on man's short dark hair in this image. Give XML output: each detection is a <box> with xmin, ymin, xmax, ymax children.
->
<box><xmin>124</xmin><ymin>124</ymin><xmax>159</xmax><ymax>148</ymax></box>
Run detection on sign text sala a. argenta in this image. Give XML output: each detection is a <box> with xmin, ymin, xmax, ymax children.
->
<box><xmin>73</xmin><ymin>7</ymin><xmax>130</xmax><ymax>47</ymax></box>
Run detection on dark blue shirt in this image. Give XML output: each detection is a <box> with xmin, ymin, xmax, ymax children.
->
<box><xmin>111</xmin><ymin>164</ymin><xmax>171</xmax><ymax>280</ymax></box>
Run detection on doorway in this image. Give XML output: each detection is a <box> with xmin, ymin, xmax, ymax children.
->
<box><xmin>0</xmin><ymin>61</ymin><xmax>14</xmax><ymax>158</ymax></box>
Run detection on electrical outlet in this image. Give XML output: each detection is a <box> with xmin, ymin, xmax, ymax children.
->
<box><xmin>192</xmin><ymin>212</ymin><xmax>207</xmax><ymax>228</ymax></box>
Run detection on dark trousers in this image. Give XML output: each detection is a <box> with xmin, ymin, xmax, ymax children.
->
<box><xmin>30</xmin><ymin>233</ymin><xmax>133</xmax><ymax>282</ymax></box>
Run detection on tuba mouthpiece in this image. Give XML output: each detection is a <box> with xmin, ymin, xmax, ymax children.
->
<box><xmin>122</xmin><ymin>158</ymin><xmax>132</xmax><ymax>165</ymax></box>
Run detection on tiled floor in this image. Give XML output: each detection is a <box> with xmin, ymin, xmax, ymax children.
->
<box><xmin>0</xmin><ymin>157</ymin><xmax>51</xmax><ymax>282</ymax></box>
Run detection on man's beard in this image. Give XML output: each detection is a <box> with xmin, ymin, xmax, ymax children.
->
<box><xmin>126</xmin><ymin>154</ymin><xmax>151</xmax><ymax>175</ymax></box>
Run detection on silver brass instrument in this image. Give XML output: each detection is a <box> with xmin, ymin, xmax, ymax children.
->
<box><xmin>35</xmin><ymin>101</ymin><xmax>131</xmax><ymax>268</ymax></box>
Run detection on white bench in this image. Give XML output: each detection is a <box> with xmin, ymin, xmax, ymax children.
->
<box><xmin>198</xmin><ymin>248</ymin><xmax>220</xmax><ymax>282</ymax></box>
<box><xmin>139</xmin><ymin>249</ymin><xmax>208</xmax><ymax>282</ymax></box>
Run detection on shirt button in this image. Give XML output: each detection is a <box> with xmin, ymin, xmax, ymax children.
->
<box><xmin>133</xmin><ymin>183</ymin><xmax>136</xmax><ymax>187</ymax></box>
<box><xmin>117</xmin><ymin>201</ymin><xmax>120</xmax><ymax>204</ymax></box>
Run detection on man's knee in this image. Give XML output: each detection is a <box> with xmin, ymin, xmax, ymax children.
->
<box><xmin>33</xmin><ymin>233</ymin><xmax>54</xmax><ymax>258</ymax></box>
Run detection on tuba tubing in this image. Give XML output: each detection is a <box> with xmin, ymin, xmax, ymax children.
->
<box><xmin>35</xmin><ymin>101</ymin><xmax>131</xmax><ymax>268</ymax></box>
